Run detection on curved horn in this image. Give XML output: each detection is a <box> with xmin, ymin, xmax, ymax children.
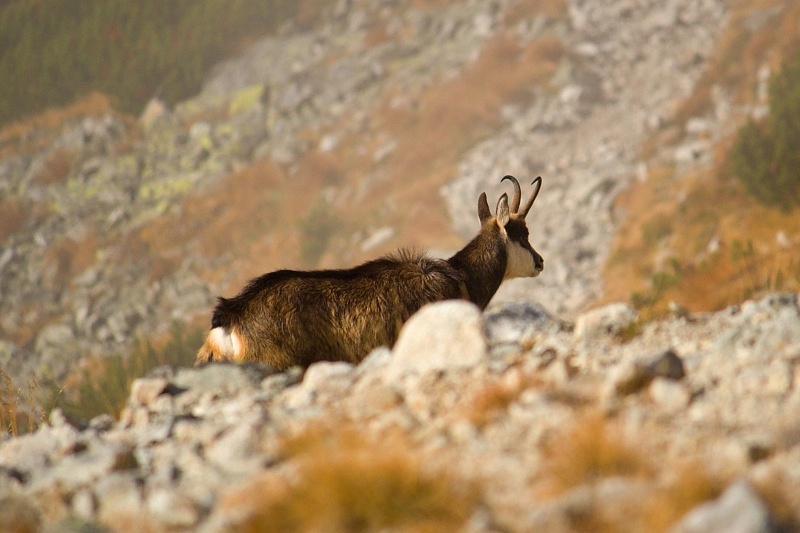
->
<box><xmin>500</xmin><ymin>175</ymin><xmax>521</xmax><ymax>213</ymax></box>
<box><xmin>520</xmin><ymin>176</ymin><xmax>542</xmax><ymax>218</ymax></box>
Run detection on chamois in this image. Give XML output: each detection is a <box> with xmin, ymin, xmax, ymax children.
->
<box><xmin>196</xmin><ymin>175</ymin><xmax>544</xmax><ymax>370</ymax></box>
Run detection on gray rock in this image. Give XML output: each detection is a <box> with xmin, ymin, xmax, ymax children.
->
<box><xmin>574</xmin><ymin>302</ymin><xmax>637</xmax><ymax>341</ymax></box>
<box><xmin>485</xmin><ymin>301</ymin><xmax>559</xmax><ymax>345</ymax></box>
<box><xmin>172</xmin><ymin>363</ymin><xmax>277</xmax><ymax>396</ymax></box>
<box><xmin>608</xmin><ymin>348</ymin><xmax>686</xmax><ymax>398</ymax></box>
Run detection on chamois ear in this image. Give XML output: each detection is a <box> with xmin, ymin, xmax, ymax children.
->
<box><xmin>478</xmin><ymin>192</ymin><xmax>492</xmax><ymax>224</ymax></box>
<box><xmin>496</xmin><ymin>193</ymin><xmax>510</xmax><ymax>228</ymax></box>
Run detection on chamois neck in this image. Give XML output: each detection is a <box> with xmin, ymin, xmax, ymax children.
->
<box><xmin>447</xmin><ymin>227</ymin><xmax>507</xmax><ymax>310</ymax></box>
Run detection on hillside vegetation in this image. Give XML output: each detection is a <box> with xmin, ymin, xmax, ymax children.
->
<box><xmin>601</xmin><ymin>0</ymin><xmax>800</xmax><ymax>317</ymax></box>
<box><xmin>731</xmin><ymin>47</ymin><xmax>800</xmax><ymax>210</ymax></box>
<box><xmin>0</xmin><ymin>0</ymin><xmax>311</xmax><ymax>126</ymax></box>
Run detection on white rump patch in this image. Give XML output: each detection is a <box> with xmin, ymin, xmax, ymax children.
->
<box><xmin>210</xmin><ymin>327</ymin><xmax>241</xmax><ymax>358</ymax></box>
<box><xmin>505</xmin><ymin>241</ymin><xmax>538</xmax><ymax>279</ymax></box>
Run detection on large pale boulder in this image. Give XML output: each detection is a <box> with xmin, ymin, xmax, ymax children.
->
<box><xmin>387</xmin><ymin>300</ymin><xmax>488</xmax><ymax>378</ymax></box>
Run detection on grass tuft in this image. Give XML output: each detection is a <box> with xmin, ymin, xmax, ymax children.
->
<box><xmin>0</xmin><ymin>369</ymin><xmax>43</xmax><ymax>437</ymax></box>
<box><xmin>54</xmin><ymin>323</ymin><xmax>201</xmax><ymax>423</ymax></box>
<box><xmin>751</xmin><ymin>469</ymin><xmax>800</xmax><ymax>531</ymax></box>
<box><xmin>232</xmin><ymin>425</ymin><xmax>479</xmax><ymax>533</ymax></box>
<box><xmin>538</xmin><ymin>413</ymin><xmax>652</xmax><ymax>498</ymax></box>
<box><xmin>464</xmin><ymin>369</ymin><xmax>541</xmax><ymax>427</ymax></box>
<box><xmin>643</xmin><ymin>460</ymin><xmax>728</xmax><ymax>531</ymax></box>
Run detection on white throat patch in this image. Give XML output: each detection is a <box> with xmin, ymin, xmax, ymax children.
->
<box><xmin>504</xmin><ymin>240</ymin><xmax>538</xmax><ymax>279</ymax></box>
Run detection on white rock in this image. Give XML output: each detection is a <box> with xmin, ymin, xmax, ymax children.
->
<box><xmin>387</xmin><ymin>301</ymin><xmax>487</xmax><ymax>379</ymax></box>
<box><xmin>649</xmin><ymin>378</ymin><xmax>691</xmax><ymax>412</ymax></box>
<box><xmin>302</xmin><ymin>361</ymin><xmax>354</xmax><ymax>391</ymax></box>
<box><xmin>147</xmin><ymin>487</ymin><xmax>201</xmax><ymax>528</ymax></box>
<box><xmin>129</xmin><ymin>377</ymin><xmax>168</xmax><ymax>406</ymax></box>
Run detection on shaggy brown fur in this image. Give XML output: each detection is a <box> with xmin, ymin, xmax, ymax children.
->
<box><xmin>196</xmin><ymin>176</ymin><xmax>544</xmax><ymax>369</ymax></box>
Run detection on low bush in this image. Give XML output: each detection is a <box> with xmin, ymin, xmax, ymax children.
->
<box><xmin>730</xmin><ymin>49</ymin><xmax>800</xmax><ymax>210</ymax></box>
<box><xmin>54</xmin><ymin>322</ymin><xmax>202</xmax><ymax>423</ymax></box>
<box><xmin>236</xmin><ymin>426</ymin><xmax>479</xmax><ymax>532</ymax></box>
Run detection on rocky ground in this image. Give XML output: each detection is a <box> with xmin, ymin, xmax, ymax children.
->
<box><xmin>445</xmin><ymin>0</ymin><xmax>727</xmax><ymax>315</ymax></box>
<box><xmin>3</xmin><ymin>0</ymin><xmax>799</xmax><ymax>531</ymax></box>
<box><xmin>0</xmin><ymin>0</ymin><xmax>734</xmax><ymax>386</ymax></box>
<box><xmin>2</xmin><ymin>292</ymin><xmax>799</xmax><ymax>531</ymax></box>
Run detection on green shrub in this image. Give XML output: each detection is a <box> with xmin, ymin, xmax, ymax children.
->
<box><xmin>0</xmin><ymin>1</ymin><xmax>306</xmax><ymax>126</ymax></box>
<box><xmin>54</xmin><ymin>322</ymin><xmax>202</xmax><ymax>423</ymax></box>
<box><xmin>730</xmin><ymin>49</ymin><xmax>800</xmax><ymax>210</ymax></box>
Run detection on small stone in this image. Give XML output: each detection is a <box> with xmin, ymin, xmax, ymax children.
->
<box><xmin>302</xmin><ymin>361</ymin><xmax>354</xmax><ymax>391</ymax></box>
<box><xmin>130</xmin><ymin>377</ymin><xmax>168</xmax><ymax>406</ymax></box>
<box><xmin>540</xmin><ymin>358</ymin><xmax>577</xmax><ymax>384</ymax></box>
<box><xmin>89</xmin><ymin>413</ymin><xmax>116</xmax><ymax>431</ymax></box>
<box><xmin>574</xmin><ymin>302</ymin><xmax>637</xmax><ymax>341</ymax></box>
<box><xmin>147</xmin><ymin>487</ymin><xmax>201</xmax><ymax>528</ymax></box>
<box><xmin>71</xmin><ymin>488</ymin><xmax>97</xmax><ymax>519</ymax></box>
<box><xmin>485</xmin><ymin>301</ymin><xmax>556</xmax><ymax>344</ymax></box>
<box><xmin>95</xmin><ymin>473</ymin><xmax>144</xmax><ymax>524</ymax></box>
<box><xmin>348</xmin><ymin>378</ymin><xmax>403</xmax><ymax>418</ymax></box>
<box><xmin>172</xmin><ymin>362</ymin><xmax>277</xmax><ymax>396</ymax></box>
<box><xmin>607</xmin><ymin>349</ymin><xmax>685</xmax><ymax>397</ymax></box>
<box><xmin>649</xmin><ymin>378</ymin><xmax>691</xmax><ymax>412</ymax></box>
<box><xmin>356</xmin><ymin>346</ymin><xmax>392</xmax><ymax>375</ymax></box>
<box><xmin>644</xmin><ymin>349</ymin><xmax>686</xmax><ymax>380</ymax></box>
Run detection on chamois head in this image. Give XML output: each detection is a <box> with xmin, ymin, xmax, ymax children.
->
<box><xmin>478</xmin><ymin>175</ymin><xmax>544</xmax><ymax>279</ymax></box>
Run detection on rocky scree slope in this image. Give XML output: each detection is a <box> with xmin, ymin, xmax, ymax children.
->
<box><xmin>0</xmin><ymin>0</ymin><xmax>730</xmax><ymax>388</ymax></box>
<box><xmin>2</xmin><ymin>292</ymin><xmax>800</xmax><ymax>531</ymax></box>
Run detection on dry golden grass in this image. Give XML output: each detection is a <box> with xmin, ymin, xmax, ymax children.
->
<box><xmin>751</xmin><ymin>469</ymin><xmax>800</xmax><ymax>531</ymax></box>
<box><xmin>533</xmin><ymin>418</ymin><xmax>741</xmax><ymax>532</ymax></box>
<box><xmin>602</xmin><ymin>157</ymin><xmax>800</xmax><ymax>314</ymax></box>
<box><xmin>226</xmin><ymin>425</ymin><xmax>479</xmax><ymax>533</ymax></box>
<box><xmin>0</xmin><ymin>369</ymin><xmax>20</xmax><ymax>436</ymax></box>
<box><xmin>464</xmin><ymin>368</ymin><xmax>542</xmax><ymax>427</ymax></box>
<box><xmin>642</xmin><ymin>460</ymin><xmax>728</xmax><ymax>532</ymax></box>
<box><xmin>0</xmin><ymin>368</ymin><xmax>41</xmax><ymax>436</ymax></box>
<box><xmin>601</xmin><ymin>0</ymin><xmax>800</xmax><ymax>314</ymax></box>
<box><xmin>538</xmin><ymin>412</ymin><xmax>652</xmax><ymax>498</ymax></box>
<box><xmin>708</xmin><ymin>0</ymin><xmax>800</xmax><ymax>102</ymax></box>
<box><xmin>377</xmin><ymin>31</ymin><xmax>562</xmax><ymax>185</ymax></box>
<box><xmin>132</xmin><ymin>157</ymin><xmax>295</xmax><ymax>290</ymax></box>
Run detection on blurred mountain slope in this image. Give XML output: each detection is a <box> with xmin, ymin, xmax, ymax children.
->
<box><xmin>0</xmin><ymin>0</ymin><xmax>798</xmax><ymax>392</ymax></box>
